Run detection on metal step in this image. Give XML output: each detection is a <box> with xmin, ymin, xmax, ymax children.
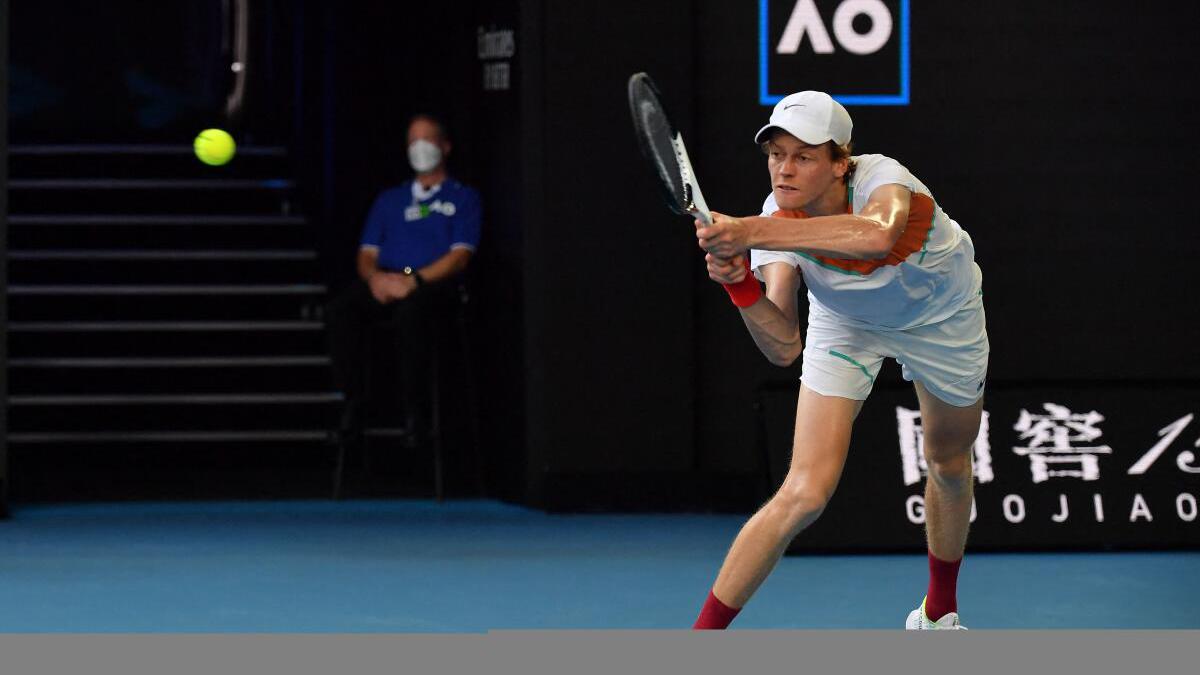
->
<box><xmin>8</xmin><ymin>355</ymin><xmax>335</xmax><ymax>395</ymax></box>
<box><xmin>9</xmin><ymin>188</ymin><xmax>298</xmax><ymax>215</ymax></box>
<box><xmin>7</xmin><ymin>393</ymin><xmax>342</xmax><ymax>433</ymax></box>
<box><xmin>364</xmin><ymin>427</ymin><xmax>415</xmax><ymax>437</ymax></box>
<box><xmin>8</xmin><ymin>214</ymin><xmax>306</xmax><ymax>225</ymax></box>
<box><xmin>8</xmin><ymin>283</ymin><xmax>326</xmax><ymax>296</ymax></box>
<box><xmin>9</xmin><ymin>355</ymin><xmax>330</xmax><ymax>368</ymax></box>
<box><xmin>4</xmin><ymin>142</ymin><xmax>344</xmax><ymax>498</ymax></box>
<box><xmin>9</xmin><ymin>320</ymin><xmax>324</xmax><ymax>332</ymax></box>
<box><xmin>9</xmin><ymin>392</ymin><xmax>343</xmax><ymax>405</ymax></box>
<box><xmin>9</xmin><ymin>145</ymin><xmax>295</xmax><ymax>181</ymax></box>
<box><xmin>7</xmin><ymin>430</ymin><xmax>330</xmax><ymax>444</ymax></box>
<box><xmin>9</xmin><ymin>144</ymin><xmax>287</xmax><ymax>156</ymax></box>
<box><xmin>9</xmin><ymin>178</ymin><xmax>294</xmax><ymax>190</ymax></box>
<box><xmin>8</xmin><ymin>325</ymin><xmax>329</xmax><ymax>357</ymax></box>
<box><xmin>8</xmin><ymin>292</ymin><xmax>327</xmax><ymax>322</ymax></box>
<box><xmin>8</xmin><ymin>216</ymin><xmax>316</xmax><ymax>250</ymax></box>
<box><xmin>10</xmin><ymin>249</ymin><xmax>316</xmax><ymax>261</ymax></box>
<box><xmin>10</xmin><ymin>257</ymin><xmax>322</xmax><ymax>284</ymax></box>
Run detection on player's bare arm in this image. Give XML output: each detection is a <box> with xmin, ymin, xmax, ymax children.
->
<box><xmin>739</xmin><ymin>261</ymin><xmax>804</xmax><ymax>366</ymax></box>
<box><xmin>696</xmin><ymin>184</ymin><xmax>912</xmax><ymax>260</ymax></box>
<box><xmin>705</xmin><ymin>254</ymin><xmax>803</xmax><ymax>366</ymax></box>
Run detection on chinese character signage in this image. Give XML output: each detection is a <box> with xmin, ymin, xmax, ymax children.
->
<box><xmin>1012</xmin><ymin>404</ymin><xmax>1111</xmax><ymax>483</ymax></box>
<box><xmin>756</xmin><ymin>384</ymin><xmax>1200</xmax><ymax>551</ymax></box>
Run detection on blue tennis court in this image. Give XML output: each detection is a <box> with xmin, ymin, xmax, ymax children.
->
<box><xmin>1</xmin><ymin>499</ymin><xmax>1195</xmax><ymax>632</ymax></box>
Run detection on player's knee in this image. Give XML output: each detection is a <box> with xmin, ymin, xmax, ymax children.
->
<box><xmin>771</xmin><ymin>478</ymin><xmax>831</xmax><ymax>532</ymax></box>
<box><xmin>925</xmin><ymin>448</ymin><xmax>972</xmax><ymax>493</ymax></box>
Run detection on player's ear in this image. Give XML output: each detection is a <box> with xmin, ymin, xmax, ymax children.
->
<box><xmin>441</xmin><ymin>140</ymin><xmax>453</xmax><ymax>157</ymax></box>
<box><xmin>833</xmin><ymin>155</ymin><xmax>849</xmax><ymax>179</ymax></box>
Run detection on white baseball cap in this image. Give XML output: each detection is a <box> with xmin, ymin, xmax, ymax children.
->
<box><xmin>754</xmin><ymin>91</ymin><xmax>853</xmax><ymax>146</ymax></box>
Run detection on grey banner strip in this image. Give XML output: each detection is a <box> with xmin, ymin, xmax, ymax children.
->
<box><xmin>0</xmin><ymin>631</ymin><xmax>1196</xmax><ymax>675</ymax></box>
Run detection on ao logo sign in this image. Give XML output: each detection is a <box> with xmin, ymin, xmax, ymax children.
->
<box><xmin>760</xmin><ymin>0</ymin><xmax>910</xmax><ymax>106</ymax></box>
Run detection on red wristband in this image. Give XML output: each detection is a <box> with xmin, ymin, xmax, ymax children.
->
<box><xmin>722</xmin><ymin>258</ymin><xmax>763</xmax><ymax>308</ymax></box>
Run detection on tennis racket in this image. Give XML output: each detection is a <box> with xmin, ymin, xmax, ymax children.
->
<box><xmin>627</xmin><ymin>72</ymin><xmax>712</xmax><ymax>226</ymax></box>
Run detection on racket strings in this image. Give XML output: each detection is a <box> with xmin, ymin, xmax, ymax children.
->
<box><xmin>628</xmin><ymin>72</ymin><xmax>708</xmax><ymax>223</ymax></box>
<box><xmin>631</xmin><ymin>84</ymin><xmax>689</xmax><ymax>212</ymax></box>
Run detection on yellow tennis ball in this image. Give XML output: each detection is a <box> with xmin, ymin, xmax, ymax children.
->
<box><xmin>194</xmin><ymin>128</ymin><xmax>237</xmax><ymax>166</ymax></box>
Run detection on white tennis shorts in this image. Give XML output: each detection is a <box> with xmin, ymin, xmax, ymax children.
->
<box><xmin>800</xmin><ymin>288</ymin><xmax>989</xmax><ymax>407</ymax></box>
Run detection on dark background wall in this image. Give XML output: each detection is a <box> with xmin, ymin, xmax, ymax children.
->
<box><xmin>6</xmin><ymin>1</ymin><xmax>1199</xmax><ymax>532</ymax></box>
<box><xmin>519</xmin><ymin>0</ymin><xmax>701</xmax><ymax>507</ymax></box>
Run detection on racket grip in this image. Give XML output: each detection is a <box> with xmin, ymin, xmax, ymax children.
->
<box><xmin>722</xmin><ymin>257</ymin><xmax>763</xmax><ymax>308</ymax></box>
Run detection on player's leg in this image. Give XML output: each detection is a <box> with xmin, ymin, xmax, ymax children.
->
<box><xmin>891</xmin><ymin>290</ymin><xmax>988</xmax><ymax>629</ymax></box>
<box><xmin>694</xmin><ymin>384</ymin><xmax>861</xmax><ymax>628</ymax></box>
<box><xmin>693</xmin><ymin>301</ymin><xmax>882</xmax><ymax>629</ymax></box>
<box><xmin>913</xmin><ymin>380</ymin><xmax>981</xmax><ymax>626</ymax></box>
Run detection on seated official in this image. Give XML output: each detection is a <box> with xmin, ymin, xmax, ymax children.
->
<box><xmin>326</xmin><ymin>113</ymin><xmax>481</xmax><ymax>445</ymax></box>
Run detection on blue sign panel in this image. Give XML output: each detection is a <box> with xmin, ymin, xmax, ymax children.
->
<box><xmin>760</xmin><ymin>0</ymin><xmax>910</xmax><ymax>106</ymax></box>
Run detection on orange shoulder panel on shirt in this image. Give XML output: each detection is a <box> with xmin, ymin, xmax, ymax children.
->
<box><xmin>770</xmin><ymin>192</ymin><xmax>935</xmax><ymax>275</ymax></box>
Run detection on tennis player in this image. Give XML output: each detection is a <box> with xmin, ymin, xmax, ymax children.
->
<box><xmin>691</xmin><ymin>91</ymin><xmax>988</xmax><ymax>630</ymax></box>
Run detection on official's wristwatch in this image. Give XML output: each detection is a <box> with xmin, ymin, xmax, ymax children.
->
<box><xmin>403</xmin><ymin>266</ymin><xmax>425</xmax><ymax>288</ymax></box>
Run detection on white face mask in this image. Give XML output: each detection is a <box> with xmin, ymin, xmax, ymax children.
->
<box><xmin>407</xmin><ymin>139</ymin><xmax>443</xmax><ymax>173</ymax></box>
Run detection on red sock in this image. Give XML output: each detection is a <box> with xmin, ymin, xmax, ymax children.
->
<box><xmin>693</xmin><ymin>589</ymin><xmax>740</xmax><ymax>629</ymax></box>
<box><xmin>925</xmin><ymin>551</ymin><xmax>962</xmax><ymax>621</ymax></box>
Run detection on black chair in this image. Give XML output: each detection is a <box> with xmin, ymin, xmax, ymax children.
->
<box><xmin>331</xmin><ymin>279</ymin><xmax>482</xmax><ymax>501</ymax></box>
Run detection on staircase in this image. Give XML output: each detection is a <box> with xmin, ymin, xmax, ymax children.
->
<box><xmin>6</xmin><ymin>144</ymin><xmax>341</xmax><ymax>500</ymax></box>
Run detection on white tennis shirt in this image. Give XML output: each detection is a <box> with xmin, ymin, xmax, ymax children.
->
<box><xmin>750</xmin><ymin>154</ymin><xmax>980</xmax><ymax>330</ymax></box>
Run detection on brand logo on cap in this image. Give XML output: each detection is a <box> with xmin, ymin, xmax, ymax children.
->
<box><xmin>760</xmin><ymin>0</ymin><xmax>910</xmax><ymax>107</ymax></box>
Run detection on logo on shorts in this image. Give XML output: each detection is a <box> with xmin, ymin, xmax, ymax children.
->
<box><xmin>760</xmin><ymin>0</ymin><xmax>910</xmax><ymax>106</ymax></box>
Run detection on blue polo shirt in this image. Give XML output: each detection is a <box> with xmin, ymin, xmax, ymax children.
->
<box><xmin>359</xmin><ymin>178</ymin><xmax>482</xmax><ymax>271</ymax></box>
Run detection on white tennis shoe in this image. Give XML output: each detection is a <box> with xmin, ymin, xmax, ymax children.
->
<box><xmin>905</xmin><ymin>597</ymin><xmax>967</xmax><ymax>630</ymax></box>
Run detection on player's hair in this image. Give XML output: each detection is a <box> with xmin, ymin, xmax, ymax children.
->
<box><xmin>828</xmin><ymin>141</ymin><xmax>857</xmax><ymax>184</ymax></box>
<box><xmin>761</xmin><ymin>133</ymin><xmax>857</xmax><ymax>183</ymax></box>
<box><xmin>408</xmin><ymin>113</ymin><xmax>450</xmax><ymax>143</ymax></box>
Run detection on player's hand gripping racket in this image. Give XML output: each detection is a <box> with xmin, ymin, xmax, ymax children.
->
<box><xmin>627</xmin><ymin>72</ymin><xmax>712</xmax><ymax>226</ymax></box>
